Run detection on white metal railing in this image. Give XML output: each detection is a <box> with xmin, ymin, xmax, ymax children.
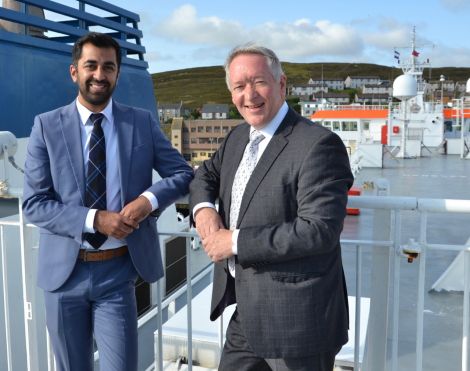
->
<box><xmin>1</xmin><ymin>195</ymin><xmax>470</xmax><ymax>370</ymax></box>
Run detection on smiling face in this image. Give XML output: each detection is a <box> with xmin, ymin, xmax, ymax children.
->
<box><xmin>228</xmin><ymin>53</ymin><xmax>286</xmax><ymax>130</ymax></box>
<box><xmin>70</xmin><ymin>43</ymin><xmax>118</xmax><ymax>112</ymax></box>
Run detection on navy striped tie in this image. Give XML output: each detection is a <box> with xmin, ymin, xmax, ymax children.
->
<box><xmin>83</xmin><ymin>113</ymin><xmax>107</xmax><ymax>249</ymax></box>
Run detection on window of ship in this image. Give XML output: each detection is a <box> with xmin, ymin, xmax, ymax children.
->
<box><xmin>342</xmin><ymin>121</ymin><xmax>357</xmax><ymax>131</ymax></box>
<box><xmin>333</xmin><ymin>121</ymin><xmax>341</xmax><ymax>131</ymax></box>
<box><xmin>363</xmin><ymin>121</ymin><xmax>370</xmax><ymax>131</ymax></box>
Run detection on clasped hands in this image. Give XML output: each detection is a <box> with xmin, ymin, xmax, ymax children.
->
<box><xmin>194</xmin><ymin>207</ymin><xmax>234</xmax><ymax>262</ymax></box>
<box><xmin>93</xmin><ymin>196</ymin><xmax>152</xmax><ymax>239</ymax></box>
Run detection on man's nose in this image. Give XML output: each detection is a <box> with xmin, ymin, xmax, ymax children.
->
<box><xmin>93</xmin><ymin>66</ymin><xmax>106</xmax><ymax>80</ymax></box>
<box><xmin>246</xmin><ymin>83</ymin><xmax>258</xmax><ymax>99</ymax></box>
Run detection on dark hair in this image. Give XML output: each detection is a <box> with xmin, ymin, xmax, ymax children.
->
<box><xmin>72</xmin><ymin>32</ymin><xmax>121</xmax><ymax>70</ymax></box>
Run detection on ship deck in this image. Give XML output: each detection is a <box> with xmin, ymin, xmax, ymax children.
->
<box><xmin>342</xmin><ymin>151</ymin><xmax>470</xmax><ymax>370</ymax></box>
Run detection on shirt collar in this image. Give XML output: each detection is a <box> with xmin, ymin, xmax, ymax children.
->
<box><xmin>75</xmin><ymin>98</ymin><xmax>114</xmax><ymax>126</ymax></box>
<box><xmin>250</xmin><ymin>102</ymin><xmax>288</xmax><ymax>140</ymax></box>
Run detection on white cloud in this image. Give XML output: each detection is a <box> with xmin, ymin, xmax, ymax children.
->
<box><xmin>154</xmin><ymin>4</ymin><xmax>243</xmax><ymax>46</ymax></box>
<box><xmin>154</xmin><ymin>5</ymin><xmax>363</xmax><ymax>61</ymax></box>
<box><xmin>148</xmin><ymin>4</ymin><xmax>470</xmax><ymax>71</ymax></box>
<box><xmin>428</xmin><ymin>45</ymin><xmax>470</xmax><ymax>67</ymax></box>
<box><xmin>250</xmin><ymin>20</ymin><xmax>363</xmax><ymax>59</ymax></box>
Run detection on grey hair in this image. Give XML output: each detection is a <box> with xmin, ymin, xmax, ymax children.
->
<box><xmin>224</xmin><ymin>42</ymin><xmax>284</xmax><ymax>90</ymax></box>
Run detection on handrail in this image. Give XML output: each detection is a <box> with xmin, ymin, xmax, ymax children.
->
<box><xmin>0</xmin><ymin>0</ymin><xmax>147</xmax><ymax>68</ymax></box>
<box><xmin>1</xmin><ymin>195</ymin><xmax>470</xmax><ymax>370</ymax></box>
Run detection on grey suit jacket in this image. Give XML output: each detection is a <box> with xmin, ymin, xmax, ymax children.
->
<box><xmin>23</xmin><ymin>100</ymin><xmax>193</xmax><ymax>291</ymax></box>
<box><xmin>190</xmin><ymin>108</ymin><xmax>353</xmax><ymax>358</ymax></box>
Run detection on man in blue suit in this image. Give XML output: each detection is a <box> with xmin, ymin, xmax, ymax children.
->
<box><xmin>22</xmin><ymin>32</ymin><xmax>193</xmax><ymax>371</ymax></box>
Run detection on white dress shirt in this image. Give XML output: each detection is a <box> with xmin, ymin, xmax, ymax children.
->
<box><xmin>76</xmin><ymin>98</ymin><xmax>158</xmax><ymax>250</ymax></box>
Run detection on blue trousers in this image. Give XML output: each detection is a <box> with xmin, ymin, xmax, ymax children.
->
<box><xmin>43</xmin><ymin>253</ymin><xmax>138</xmax><ymax>371</ymax></box>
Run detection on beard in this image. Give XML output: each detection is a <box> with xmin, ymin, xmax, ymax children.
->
<box><xmin>78</xmin><ymin>78</ymin><xmax>116</xmax><ymax>107</ymax></box>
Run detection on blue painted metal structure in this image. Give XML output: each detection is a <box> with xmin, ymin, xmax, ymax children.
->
<box><xmin>0</xmin><ymin>0</ymin><xmax>158</xmax><ymax>138</ymax></box>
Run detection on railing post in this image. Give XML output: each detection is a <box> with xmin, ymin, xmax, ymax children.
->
<box><xmin>415</xmin><ymin>212</ymin><xmax>428</xmax><ymax>371</ymax></box>
<box><xmin>390</xmin><ymin>211</ymin><xmax>402</xmax><ymax>371</ymax></box>
<box><xmin>354</xmin><ymin>244</ymin><xmax>362</xmax><ymax>371</ymax></box>
<box><xmin>186</xmin><ymin>237</ymin><xmax>193</xmax><ymax>370</ymax></box>
<box><xmin>362</xmin><ymin>179</ymin><xmax>392</xmax><ymax>371</ymax></box>
<box><xmin>1</xmin><ymin>225</ymin><xmax>13</xmax><ymax>371</ymax></box>
<box><xmin>155</xmin><ymin>279</ymin><xmax>163</xmax><ymax>371</ymax></box>
<box><xmin>463</xmin><ymin>247</ymin><xmax>470</xmax><ymax>371</ymax></box>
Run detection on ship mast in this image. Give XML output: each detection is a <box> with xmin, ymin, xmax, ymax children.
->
<box><xmin>398</xmin><ymin>27</ymin><xmax>430</xmax><ymax>106</ymax></box>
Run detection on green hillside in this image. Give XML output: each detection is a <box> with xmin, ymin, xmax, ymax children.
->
<box><xmin>151</xmin><ymin>62</ymin><xmax>470</xmax><ymax>109</ymax></box>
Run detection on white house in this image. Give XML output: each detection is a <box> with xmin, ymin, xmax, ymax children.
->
<box><xmin>201</xmin><ymin>104</ymin><xmax>229</xmax><ymax>119</ymax></box>
<box><xmin>345</xmin><ymin>76</ymin><xmax>381</xmax><ymax>89</ymax></box>
<box><xmin>308</xmin><ymin>78</ymin><xmax>345</xmax><ymax>90</ymax></box>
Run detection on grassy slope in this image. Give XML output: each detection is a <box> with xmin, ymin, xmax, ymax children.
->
<box><xmin>152</xmin><ymin>63</ymin><xmax>470</xmax><ymax>109</ymax></box>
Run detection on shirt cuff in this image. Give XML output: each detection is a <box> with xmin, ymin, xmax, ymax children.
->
<box><xmin>231</xmin><ymin>229</ymin><xmax>239</xmax><ymax>255</ymax></box>
<box><xmin>141</xmin><ymin>191</ymin><xmax>159</xmax><ymax>211</ymax></box>
<box><xmin>193</xmin><ymin>202</ymin><xmax>216</xmax><ymax>218</ymax></box>
<box><xmin>84</xmin><ymin>209</ymin><xmax>97</xmax><ymax>233</ymax></box>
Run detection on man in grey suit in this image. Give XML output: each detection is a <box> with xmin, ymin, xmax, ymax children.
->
<box><xmin>189</xmin><ymin>44</ymin><xmax>353</xmax><ymax>370</ymax></box>
<box><xmin>22</xmin><ymin>32</ymin><xmax>193</xmax><ymax>371</ymax></box>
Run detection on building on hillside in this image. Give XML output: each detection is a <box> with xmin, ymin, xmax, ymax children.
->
<box><xmin>158</xmin><ymin>102</ymin><xmax>189</xmax><ymax>122</ymax></box>
<box><xmin>290</xmin><ymin>84</ymin><xmax>327</xmax><ymax>97</ymax></box>
<box><xmin>299</xmin><ymin>100</ymin><xmax>325</xmax><ymax>118</ymax></box>
<box><xmin>362</xmin><ymin>82</ymin><xmax>392</xmax><ymax>95</ymax></box>
<box><xmin>345</xmin><ymin>76</ymin><xmax>381</xmax><ymax>89</ymax></box>
<box><xmin>201</xmin><ymin>103</ymin><xmax>229</xmax><ymax>119</ymax></box>
<box><xmin>171</xmin><ymin>117</ymin><xmax>183</xmax><ymax>153</ymax></box>
<box><xmin>312</xmin><ymin>92</ymin><xmax>350</xmax><ymax>105</ymax></box>
<box><xmin>427</xmin><ymin>80</ymin><xmax>455</xmax><ymax>92</ymax></box>
<box><xmin>355</xmin><ymin>93</ymin><xmax>390</xmax><ymax>105</ymax></box>
<box><xmin>171</xmin><ymin>118</ymin><xmax>243</xmax><ymax>162</ymax></box>
<box><xmin>308</xmin><ymin>78</ymin><xmax>345</xmax><ymax>90</ymax></box>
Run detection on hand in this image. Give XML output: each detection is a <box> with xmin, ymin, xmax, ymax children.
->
<box><xmin>202</xmin><ymin>228</ymin><xmax>234</xmax><ymax>262</ymax></box>
<box><xmin>194</xmin><ymin>207</ymin><xmax>224</xmax><ymax>240</ymax></box>
<box><xmin>94</xmin><ymin>210</ymin><xmax>139</xmax><ymax>239</ymax></box>
<box><xmin>120</xmin><ymin>196</ymin><xmax>152</xmax><ymax>223</ymax></box>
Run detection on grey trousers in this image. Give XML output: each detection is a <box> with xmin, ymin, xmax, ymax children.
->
<box><xmin>218</xmin><ymin>309</ymin><xmax>339</xmax><ymax>371</ymax></box>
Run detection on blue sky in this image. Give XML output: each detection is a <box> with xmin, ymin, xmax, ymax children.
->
<box><xmin>106</xmin><ymin>1</ymin><xmax>470</xmax><ymax>73</ymax></box>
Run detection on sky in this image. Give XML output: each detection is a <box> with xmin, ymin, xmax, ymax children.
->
<box><xmin>98</xmin><ymin>0</ymin><xmax>470</xmax><ymax>73</ymax></box>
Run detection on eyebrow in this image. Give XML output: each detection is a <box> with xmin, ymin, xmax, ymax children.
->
<box><xmin>83</xmin><ymin>59</ymin><xmax>117</xmax><ymax>67</ymax></box>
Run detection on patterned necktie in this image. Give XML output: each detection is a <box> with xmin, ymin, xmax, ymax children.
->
<box><xmin>228</xmin><ymin>130</ymin><xmax>265</xmax><ymax>276</ymax></box>
<box><xmin>83</xmin><ymin>113</ymin><xmax>107</xmax><ymax>249</ymax></box>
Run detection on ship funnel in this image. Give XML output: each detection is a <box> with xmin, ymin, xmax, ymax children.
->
<box><xmin>393</xmin><ymin>74</ymin><xmax>417</xmax><ymax>100</ymax></box>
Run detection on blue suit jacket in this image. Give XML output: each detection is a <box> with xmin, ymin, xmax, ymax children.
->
<box><xmin>23</xmin><ymin>100</ymin><xmax>193</xmax><ymax>291</ymax></box>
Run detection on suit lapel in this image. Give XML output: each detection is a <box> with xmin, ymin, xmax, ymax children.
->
<box><xmin>224</xmin><ymin>125</ymin><xmax>250</xmax><ymax>226</ymax></box>
<box><xmin>236</xmin><ymin>109</ymin><xmax>296</xmax><ymax>226</ymax></box>
<box><xmin>114</xmin><ymin>102</ymin><xmax>134</xmax><ymax>205</ymax></box>
<box><xmin>60</xmin><ymin>102</ymin><xmax>85</xmax><ymax>200</ymax></box>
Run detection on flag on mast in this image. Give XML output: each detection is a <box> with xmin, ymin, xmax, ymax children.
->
<box><xmin>394</xmin><ymin>50</ymin><xmax>400</xmax><ymax>64</ymax></box>
<box><xmin>412</xmin><ymin>49</ymin><xmax>420</xmax><ymax>57</ymax></box>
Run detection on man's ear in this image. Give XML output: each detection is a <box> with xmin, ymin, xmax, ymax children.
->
<box><xmin>70</xmin><ymin>64</ymin><xmax>78</xmax><ymax>83</ymax></box>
